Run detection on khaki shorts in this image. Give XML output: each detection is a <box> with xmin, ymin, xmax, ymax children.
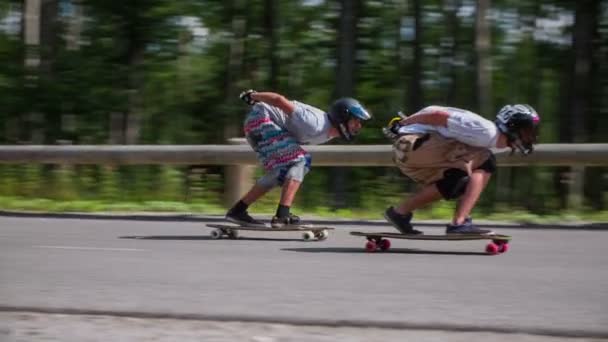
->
<box><xmin>392</xmin><ymin>133</ymin><xmax>492</xmax><ymax>185</ymax></box>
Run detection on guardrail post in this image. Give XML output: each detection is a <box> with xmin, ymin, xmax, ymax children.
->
<box><xmin>568</xmin><ymin>166</ymin><xmax>585</xmax><ymax>211</ymax></box>
<box><xmin>224</xmin><ymin>138</ymin><xmax>255</xmax><ymax>208</ymax></box>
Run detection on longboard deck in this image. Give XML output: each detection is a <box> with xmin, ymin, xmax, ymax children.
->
<box><xmin>350</xmin><ymin>231</ymin><xmax>511</xmax><ymax>254</ymax></box>
<box><xmin>208</xmin><ymin>224</ymin><xmax>334</xmax><ymax>232</ymax></box>
<box><xmin>206</xmin><ymin>223</ymin><xmax>334</xmax><ymax>241</ymax></box>
<box><xmin>350</xmin><ymin>231</ymin><xmax>511</xmax><ymax>241</ymax></box>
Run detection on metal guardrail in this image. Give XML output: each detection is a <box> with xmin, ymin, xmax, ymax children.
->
<box><xmin>0</xmin><ymin>142</ymin><xmax>605</xmax><ymax>206</ymax></box>
<box><xmin>0</xmin><ymin>144</ymin><xmax>607</xmax><ymax>166</ymax></box>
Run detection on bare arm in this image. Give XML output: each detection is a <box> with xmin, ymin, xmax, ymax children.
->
<box><xmin>400</xmin><ymin>107</ymin><xmax>450</xmax><ymax>127</ymax></box>
<box><xmin>250</xmin><ymin>92</ymin><xmax>295</xmax><ymax>114</ymax></box>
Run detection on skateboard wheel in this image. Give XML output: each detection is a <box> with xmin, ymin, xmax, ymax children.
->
<box><xmin>316</xmin><ymin>230</ymin><xmax>329</xmax><ymax>241</ymax></box>
<box><xmin>498</xmin><ymin>243</ymin><xmax>509</xmax><ymax>253</ymax></box>
<box><xmin>227</xmin><ymin>230</ymin><xmax>239</xmax><ymax>239</ymax></box>
<box><xmin>302</xmin><ymin>231</ymin><xmax>315</xmax><ymax>241</ymax></box>
<box><xmin>485</xmin><ymin>242</ymin><xmax>499</xmax><ymax>255</ymax></box>
<box><xmin>379</xmin><ymin>239</ymin><xmax>391</xmax><ymax>251</ymax></box>
<box><xmin>210</xmin><ymin>229</ymin><xmax>223</xmax><ymax>240</ymax></box>
<box><xmin>365</xmin><ymin>240</ymin><xmax>377</xmax><ymax>252</ymax></box>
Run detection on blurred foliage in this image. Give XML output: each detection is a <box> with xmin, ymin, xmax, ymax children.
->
<box><xmin>0</xmin><ymin>0</ymin><xmax>606</xmax><ymax>215</ymax></box>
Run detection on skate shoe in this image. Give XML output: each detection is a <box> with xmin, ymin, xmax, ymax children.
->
<box><xmin>383</xmin><ymin>207</ymin><xmax>422</xmax><ymax>235</ymax></box>
<box><xmin>446</xmin><ymin>217</ymin><xmax>494</xmax><ymax>235</ymax></box>
<box><xmin>225</xmin><ymin>209</ymin><xmax>266</xmax><ymax>227</ymax></box>
<box><xmin>271</xmin><ymin>213</ymin><xmax>301</xmax><ymax>228</ymax></box>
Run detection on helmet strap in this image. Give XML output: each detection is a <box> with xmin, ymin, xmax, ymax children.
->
<box><xmin>510</xmin><ymin>136</ymin><xmax>532</xmax><ymax>155</ymax></box>
<box><xmin>339</xmin><ymin>124</ymin><xmax>352</xmax><ymax>141</ymax></box>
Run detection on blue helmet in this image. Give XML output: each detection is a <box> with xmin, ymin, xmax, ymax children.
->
<box><xmin>327</xmin><ymin>97</ymin><xmax>371</xmax><ymax>141</ymax></box>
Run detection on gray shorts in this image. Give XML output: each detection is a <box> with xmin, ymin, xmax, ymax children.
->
<box><xmin>256</xmin><ymin>157</ymin><xmax>311</xmax><ymax>189</ymax></box>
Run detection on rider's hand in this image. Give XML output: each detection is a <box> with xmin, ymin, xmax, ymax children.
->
<box><xmin>383</xmin><ymin>113</ymin><xmax>406</xmax><ymax>141</ymax></box>
<box><xmin>239</xmin><ymin>89</ymin><xmax>258</xmax><ymax>105</ymax></box>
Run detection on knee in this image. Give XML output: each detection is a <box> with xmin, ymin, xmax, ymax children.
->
<box><xmin>256</xmin><ymin>173</ymin><xmax>280</xmax><ymax>189</ymax></box>
<box><xmin>281</xmin><ymin>156</ymin><xmax>311</xmax><ymax>185</ymax></box>
<box><xmin>435</xmin><ymin>168</ymin><xmax>470</xmax><ymax>200</ymax></box>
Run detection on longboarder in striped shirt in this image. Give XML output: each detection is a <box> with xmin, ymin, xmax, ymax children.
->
<box><xmin>226</xmin><ymin>90</ymin><xmax>372</xmax><ymax>228</ymax></box>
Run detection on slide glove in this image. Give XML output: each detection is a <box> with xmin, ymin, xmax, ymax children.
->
<box><xmin>382</xmin><ymin>112</ymin><xmax>408</xmax><ymax>142</ymax></box>
<box><xmin>239</xmin><ymin>89</ymin><xmax>258</xmax><ymax>105</ymax></box>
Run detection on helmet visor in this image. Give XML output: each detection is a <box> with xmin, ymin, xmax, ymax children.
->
<box><xmin>349</xmin><ymin>106</ymin><xmax>371</xmax><ymax>121</ymax></box>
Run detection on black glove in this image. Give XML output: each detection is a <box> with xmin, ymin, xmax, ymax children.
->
<box><xmin>382</xmin><ymin>125</ymin><xmax>400</xmax><ymax>142</ymax></box>
<box><xmin>239</xmin><ymin>89</ymin><xmax>258</xmax><ymax>105</ymax></box>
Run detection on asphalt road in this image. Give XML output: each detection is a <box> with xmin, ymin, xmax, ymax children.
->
<box><xmin>1</xmin><ymin>216</ymin><xmax>607</xmax><ymax>339</ymax></box>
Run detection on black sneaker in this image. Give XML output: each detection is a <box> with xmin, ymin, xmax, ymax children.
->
<box><xmin>271</xmin><ymin>213</ymin><xmax>301</xmax><ymax>228</ymax></box>
<box><xmin>225</xmin><ymin>209</ymin><xmax>266</xmax><ymax>227</ymax></box>
<box><xmin>383</xmin><ymin>207</ymin><xmax>422</xmax><ymax>235</ymax></box>
<box><xmin>446</xmin><ymin>217</ymin><xmax>494</xmax><ymax>235</ymax></box>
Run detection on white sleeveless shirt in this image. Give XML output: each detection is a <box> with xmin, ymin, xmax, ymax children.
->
<box><xmin>397</xmin><ymin>106</ymin><xmax>499</xmax><ymax>148</ymax></box>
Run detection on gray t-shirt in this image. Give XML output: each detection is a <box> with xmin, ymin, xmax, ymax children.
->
<box><xmin>397</xmin><ymin>106</ymin><xmax>499</xmax><ymax>148</ymax></box>
<box><xmin>253</xmin><ymin>101</ymin><xmax>333</xmax><ymax>145</ymax></box>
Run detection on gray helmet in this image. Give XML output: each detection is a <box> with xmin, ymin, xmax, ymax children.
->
<box><xmin>495</xmin><ymin>104</ymin><xmax>540</xmax><ymax>155</ymax></box>
<box><xmin>327</xmin><ymin>97</ymin><xmax>372</xmax><ymax>141</ymax></box>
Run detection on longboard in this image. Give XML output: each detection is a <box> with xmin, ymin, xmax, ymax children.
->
<box><xmin>207</xmin><ymin>223</ymin><xmax>334</xmax><ymax>241</ymax></box>
<box><xmin>350</xmin><ymin>231</ymin><xmax>511</xmax><ymax>254</ymax></box>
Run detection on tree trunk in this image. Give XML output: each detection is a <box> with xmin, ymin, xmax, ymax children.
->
<box><xmin>442</xmin><ymin>0</ymin><xmax>461</xmax><ymax>106</ymax></box>
<box><xmin>62</xmin><ymin>0</ymin><xmax>82</xmax><ymax>143</ymax></box>
<box><xmin>65</xmin><ymin>0</ymin><xmax>83</xmax><ymax>51</ymax></box>
<box><xmin>567</xmin><ymin>0</ymin><xmax>600</xmax><ymax>210</ymax></box>
<box><xmin>22</xmin><ymin>0</ymin><xmax>58</xmax><ymax>144</ymax></box>
<box><xmin>522</xmin><ymin>2</ymin><xmax>543</xmax><ymax>212</ymax></box>
<box><xmin>20</xmin><ymin>0</ymin><xmax>41</xmax><ymax>143</ymax></box>
<box><xmin>222</xmin><ymin>0</ymin><xmax>248</xmax><ymax>205</ymax></box>
<box><xmin>223</xmin><ymin>0</ymin><xmax>246</xmax><ymax>140</ymax></box>
<box><xmin>23</xmin><ymin>0</ymin><xmax>40</xmax><ymax>68</ymax></box>
<box><xmin>570</xmin><ymin>0</ymin><xmax>597</xmax><ymax>144</ymax></box>
<box><xmin>40</xmin><ymin>0</ymin><xmax>59</xmax><ymax>144</ymax></box>
<box><xmin>395</xmin><ymin>0</ymin><xmax>405</xmax><ymax>106</ymax></box>
<box><xmin>264</xmin><ymin>0</ymin><xmax>279</xmax><ymax>89</ymax></box>
<box><xmin>555</xmin><ymin>62</ymin><xmax>573</xmax><ymax>209</ymax></box>
<box><xmin>585</xmin><ymin>0</ymin><xmax>606</xmax><ymax>210</ymax></box>
<box><xmin>409</xmin><ymin>0</ymin><xmax>422</xmax><ymax>112</ymax></box>
<box><xmin>475</xmin><ymin>0</ymin><xmax>504</xmax><ymax>207</ymax></box>
<box><xmin>475</xmin><ymin>0</ymin><xmax>491</xmax><ymax>116</ymax></box>
<box><xmin>331</xmin><ymin>0</ymin><xmax>360</xmax><ymax>209</ymax></box>
<box><xmin>124</xmin><ymin>14</ymin><xmax>144</xmax><ymax>145</ymax></box>
<box><xmin>335</xmin><ymin>0</ymin><xmax>358</xmax><ymax>97</ymax></box>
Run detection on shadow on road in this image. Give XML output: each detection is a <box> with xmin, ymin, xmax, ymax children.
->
<box><xmin>119</xmin><ymin>235</ymin><xmax>305</xmax><ymax>242</ymax></box>
<box><xmin>282</xmin><ymin>247</ymin><xmax>489</xmax><ymax>256</ymax></box>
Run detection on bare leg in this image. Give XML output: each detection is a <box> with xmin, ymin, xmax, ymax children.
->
<box><xmin>394</xmin><ymin>183</ymin><xmax>444</xmax><ymax>215</ymax></box>
<box><xmin>279</xmin><ymin>178</ymin><xmax>302</xmax><ymax>206</ymax></box>
<box><xmin>269</xmin><ymin>179</ymin><xmax>303</xmax><ymax>228</ymax></box>
<box><xmin>452</xmin><ymin>169</ymin><xmax>492</xmax><ymax>224</ymax></box>
<box><xmin>241</xmin><ymin>184</ymin><xmax>272</xmax><ymax>205</ymax></box>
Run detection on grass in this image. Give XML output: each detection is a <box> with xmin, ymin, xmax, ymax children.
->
<box><xmin>1</xmin><ymin>165</ymin><xmax>605</xmax><ymax>224</ymax></box>
<box><xmin>0</xmin><ymin>196</ymin><xmax>606</xmax><ymax>223</ymax></box>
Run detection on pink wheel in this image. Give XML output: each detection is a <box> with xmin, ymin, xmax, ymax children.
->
<box><xmin>485</xmin><ymin>242</ymin><xmax>499</xmax><ymax>255</ymax></box>
<box><xmin>365</xmin><ymin>240</ymin><xmax>377</xmax><ymax>252</ymax></box>
<box><xmin>498</xmin><ymin>243</ymin><xmax>509</xmax><ymax>254</ymax></box>
<box><xmin>379</xmin><ymin>239</ymin><xmax>391</xmax><ymax>251</ymax></box>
